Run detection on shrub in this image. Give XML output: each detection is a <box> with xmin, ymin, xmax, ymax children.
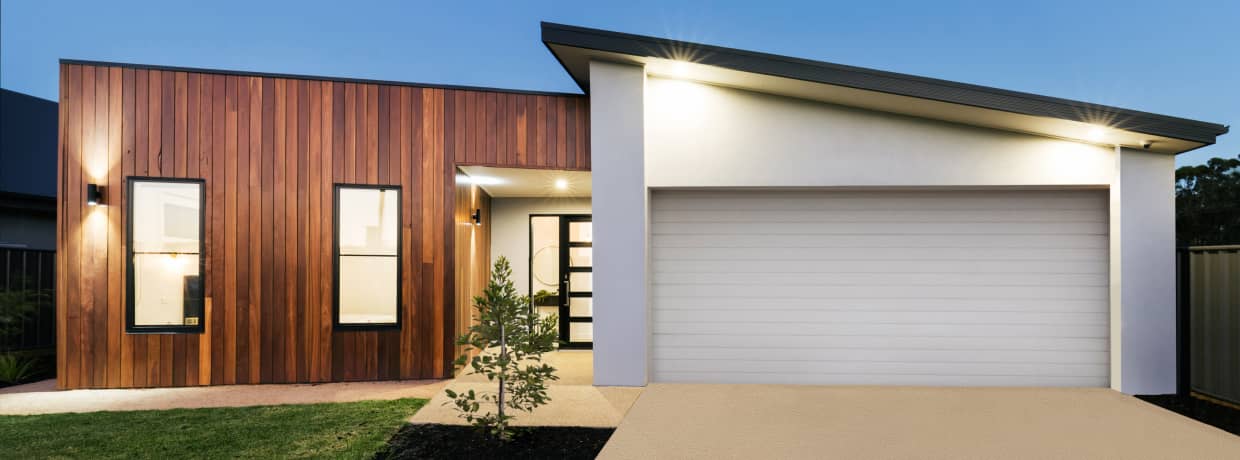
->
<box><xmin>446</xmin><ymin>256</ymin><xmax>559</xmax><ymax>440</ymax></box>
<box><xmin>0</xmin><ymin>353</ymin><xmax>36</xmax><ymax>384</ymax></box>
<box><xmin>0</xmin><ymin>283</ymin><xmax>45</xmax><ymax>343</ymax></box>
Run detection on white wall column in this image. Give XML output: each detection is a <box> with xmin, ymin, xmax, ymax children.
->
<box><xmin>1113</xmin><ymin>146</ymin><xmax>1177</xmax><ymax>394</ymax></box>
<box><xmin>589</xmin><ymin>60</ymin><xmax>648</xmax><ymax>386</ymax></box>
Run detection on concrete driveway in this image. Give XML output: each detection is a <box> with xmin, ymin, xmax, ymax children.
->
<box><xmin>600</xmin><ymin>384</ymin><xmax>1240</xmax><ymax>459</ymax></box>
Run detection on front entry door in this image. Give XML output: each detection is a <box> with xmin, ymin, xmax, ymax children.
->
<box><xmin>561</xmin><ymin>216</ymin><xmax>593</xmax><ymax>348</ymax></box>
<box><xmin>529</xmin><ymin>214</ymin><xmax>593</xmax><ymax>348</ymax></box>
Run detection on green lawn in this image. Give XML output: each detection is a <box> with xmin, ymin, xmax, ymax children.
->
<box><xmin>0</xmin><ymin>398</ymin><xmax>426</xmax><ymax>459</ymax></box>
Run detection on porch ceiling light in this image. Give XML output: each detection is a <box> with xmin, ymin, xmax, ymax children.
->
<box><xmin>554</xmin><ymin>178</ymin><xmax>569</xmax><ymax>190</ymax></box>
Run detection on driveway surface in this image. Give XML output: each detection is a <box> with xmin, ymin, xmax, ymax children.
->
<box><xmin>599</xmin><ymin>384</ymin><xmax>1240</xmax><ymax>459</ymax></box>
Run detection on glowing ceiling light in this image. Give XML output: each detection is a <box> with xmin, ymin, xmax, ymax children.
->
<box><xmin>669</xmin><ymin>60</ymin><xmax>693</xmax><ymax>78</ymax></box>
<box><xmin>554</xmin><ymin>178</ymin><xmax>569</xmax><ymax>190</ymax></box>
<box><xmin>1086</xmin><ymin>126</ymin><xmax>1107</xmax><ymax>142</ymax></box>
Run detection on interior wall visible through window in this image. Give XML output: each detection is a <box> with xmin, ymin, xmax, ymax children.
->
<box><xmin>127</xmin><ymin>178</ymin><xmax>205</xmax><ymax>332</ymax></box>
<box><xmin>335</xmin><ymin>186</ymin><xmax>400</xmax><ymax>328</ymax></box>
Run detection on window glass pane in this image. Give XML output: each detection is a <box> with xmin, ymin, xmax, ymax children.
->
<box><xmin>569</xmin><ymin>323</ymin><xmax>593</xmax><ymax>342</ymax></box>
<box><xmin>131</xmin><ymin>180</ymin><xmax>203</xmax><ymax>330</ymax></box>
<box><xmin>569</xmin><ymin>297</ymin><xmax>592</xmax><ymax>318</ymax></box>
<box><xmin>338</xmin><ymin>256</ymin><xmax>398</xmax><ymax>324</ymax></box>
<box><xmin>569</xmin><ymin>272</ymin><xmax>592</xmax><ymax>292</ymax></box>
<box><xmin>133</xmin><ymin>254</ymin><xmax>202</xmax><ymax>326</ymax></box>
<box><xmin>568</xmin><ymin>221</ymin><xmax>592</xmax><ymax>243</ymax></box>
<box><xmin>132</xmin><ymin>181</ymin><xmax>201</xmax><ymax>253</ymax></box>
<box><xmin>568</xmin><ymin>247</ymin><xmax>592</xmax><ymax>267</ymax></box>
<box><xmin>338</xmin><ymin>188</ymin><xmax>399</xmax><ymax>255</ymax></box>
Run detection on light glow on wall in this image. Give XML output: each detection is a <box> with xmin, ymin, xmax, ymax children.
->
<box><xmin>457</xmin><ymin>174</ymin><xmax>504</xmax><ymax>186</ymax></box>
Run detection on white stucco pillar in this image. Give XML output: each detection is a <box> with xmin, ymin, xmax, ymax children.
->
<box><xmin>589</xmin><ymin>60</ymin><xmax>648</xmax><ymax>386</ymax></box>
<box><xmin>1113</xmin><ymin>146</ymin><xmax>1177</xmax><ymax>394</ymax></box>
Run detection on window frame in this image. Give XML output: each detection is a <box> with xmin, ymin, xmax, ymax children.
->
<box><xmin>332</xmin><ymin>183</ymin><xmax>403</xmax><ymax>331</ymax></box>
<box><xmin>125</xmin><ymin>176</ymin><xmax>207</xmax><ymax>334</ymax></box>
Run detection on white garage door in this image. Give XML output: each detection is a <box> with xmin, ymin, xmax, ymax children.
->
<box><xmin>651</xmin><ymin>189</ymin><xmax>1109</xmax><ymax>387</ymax></box>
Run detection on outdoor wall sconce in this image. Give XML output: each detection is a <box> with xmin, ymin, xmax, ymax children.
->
<box><xmin>86</xmin><ymin>184</ymin><xmax>104</xmax><ymax>206</ymax></box>
<box><xmin>471</xmin><ymin>209</ymin><xmax>482</xmax><ymax>226</ymax></box>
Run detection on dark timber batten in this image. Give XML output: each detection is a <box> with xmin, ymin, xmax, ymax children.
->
<box><xmin>56</xmin><ymin>62</ymin><xmax>589</xmax><ymax>388</ymax></box>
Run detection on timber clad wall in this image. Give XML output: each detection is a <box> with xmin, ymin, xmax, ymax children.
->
<box><xmin>453</xmin><ymin>182</ymin><xmax>492</xmax><ymax>358</ymax></box>
<box><xmin>56</xmin><ymin>62</ymin><xmax>589</xmax><ymax>389</ymax></box>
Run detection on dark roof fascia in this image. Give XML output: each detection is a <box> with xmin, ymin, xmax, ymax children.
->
<box><xmin>59</xmin><ymin>59</ymin><xmax>585</xmax><ymax>98</ymax></box>
<box><xmin>541</xmin><ymin>22</ymin><xmax>1228</xmax><ymax>145</ymax></box>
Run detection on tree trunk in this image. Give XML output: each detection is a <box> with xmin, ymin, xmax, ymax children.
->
<box><xmin>497</xmin><ymin>322</ymin><xmax>506</xmax><ymax>422</ymax></box>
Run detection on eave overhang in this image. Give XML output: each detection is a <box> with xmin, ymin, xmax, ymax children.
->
<box><xmin>542</xmin><ymin>22</ymin><xmax>1228</xmax><ymax>154</ymax></box>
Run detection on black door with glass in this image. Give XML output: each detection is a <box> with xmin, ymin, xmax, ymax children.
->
<box><xmin>529</xmin><ymin>214</ymin><xmax>592</xmax><ymax>348</ymax></box>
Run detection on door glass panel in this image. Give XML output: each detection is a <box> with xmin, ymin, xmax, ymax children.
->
<box><xmin>569</xmin><ymin>323</ymin><xmax>593</xmax><ymax>342</ymax></box>
<box><xmin>569</xmin><ymin>272</ymin><xmax>592</xmax><ymax>292</ymax></box>
<box><xmin>568</xmin><ymin>221</ymin><xmax>592</xmax><ymax>243</ymax></box>
<box><xmin>569</xmin><ymin>297</ymin><xmax>592</xmax><ymax>317</ymax></box>
<box><xmin>536</xmin><ymin>306</ymin><xmax>559</xmax><ymax>322</ymax></box>
<box><xmin>568</xmin><ymin>247</ymin><xmax>592</xmax><ymax>267</ymax></box>
<box><xmin>529</xmin><ymin>216</ymin><xmax>560</xmax><ymax>296</ymax></box>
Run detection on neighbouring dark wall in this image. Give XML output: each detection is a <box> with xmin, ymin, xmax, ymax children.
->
<box><xmin>2</xmin><ymin>89</ymin><xmax>58</xmax><ymax>197</ymax></box>
<box><xmin>1</xmin><ymin>89</ymin><xmax>59</xmax><ymax>250</ymax></box>
<box><xmin>57</xmin><ymin>62</ymin><xmax>589</xmax><ymax>389</ymax></box>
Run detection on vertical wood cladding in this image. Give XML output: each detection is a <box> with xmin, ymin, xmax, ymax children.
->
<box><xmin>453</xmin><ymin>182</ymin><xmax>492</xmax><ymax>360</ymax></box>
<box><xmin>57</xmin><ymin>63</ymin><xmax>589</xmax><ymax>388</ymax></box>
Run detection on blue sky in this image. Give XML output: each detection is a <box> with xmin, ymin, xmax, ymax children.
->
<box><xmin>3</xmin><ymin>0</ymin><xmax>1236</xmax><ymax>165</ymax></box>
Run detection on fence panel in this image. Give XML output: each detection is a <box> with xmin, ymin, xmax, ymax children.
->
<box><xmin>0</xmin><ymin>248</ymin><xmax>56</xmax><ymax>351</ymax></box>
<box><xmin>1186</xmin><ymin>245</ymin><xmax>1240</xmax><ymax>405</ymax></box>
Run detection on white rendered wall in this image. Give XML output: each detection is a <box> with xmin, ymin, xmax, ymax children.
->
<box><xmin>644</xmin><ymin>77</ymin><xmax>1115</xmax><ymax>187</ymax></box>
<box><xmin>1115</xmin><ymin>147</ymin><xmax>1177</xmax><ymax>394</ymax></box>
<box><xmin>589</xmin><ymin>60</ymin><xmax>649</xmax><ymax>386</ymax></box>
<box><xmin>488</xmin><ymin>197</ymin><xmax>592</xmax><ymax>297</ymax></box>
<box><xmin>591</xmin><ymin>71</ymin><xmax>1177</xmax><ymax>393</ymax></box>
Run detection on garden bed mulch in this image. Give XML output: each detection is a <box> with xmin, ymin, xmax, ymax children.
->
<box><xmin>374</xmin><ymin>423</ymin><xmax>614</xmax><ymax>460</ymax></box>
<box><xmin>1136</xmin><ymin>394</ymin><xmax>1240</xmax><ymax>436</ymax></box>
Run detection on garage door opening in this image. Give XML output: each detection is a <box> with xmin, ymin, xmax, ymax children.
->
<box><xmin>650</xmin><ymin>189</ymin><xmax>1109</xmax><ymax>387</ymax></box>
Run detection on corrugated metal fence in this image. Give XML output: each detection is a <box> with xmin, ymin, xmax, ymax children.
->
<box><xmin>1182</xmin><ymin>245</ymin><xmax>1240</xmax><ymax>405</ymax></box>
<box><xmin>0</xmin><ymin>248</ymin><xmax>56</xmax><ymax>352</ymax></box>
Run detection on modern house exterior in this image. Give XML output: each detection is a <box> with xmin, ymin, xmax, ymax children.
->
<box><xmin>55</xmin><ymin>22</ymin><xmax>1227</xmax><ymax>395</ymax></box>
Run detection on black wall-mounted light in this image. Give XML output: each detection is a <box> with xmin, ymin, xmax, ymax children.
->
<box><xmin>470</xmin><ymin>208</ymin><xmax>482</xmax><ymax>226</ymax></box>
<box><xmin>86</xmin><ymin>184</ymin><xmax>104</xmax><ymax>206</ymax></box>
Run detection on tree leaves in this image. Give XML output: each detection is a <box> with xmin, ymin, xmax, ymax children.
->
<box><xmin>1177</xmin><ymin>155</ymin><xmax>1240</xmax><ymax>245</ymax></box>
<box><xmin>445</xmin><ymin>256</ymin><xmax>560</xmax><ymax>441</ymax></box>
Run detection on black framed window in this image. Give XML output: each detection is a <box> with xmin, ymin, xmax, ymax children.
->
<box><xmin>334</xmin><ymin>184</ymin><xmax>401</xmax><ymax>329</ymax></box>
<box><xmin>126</xmin><ymin>177</ymin><xmax>206</xmax><ymax>333</ymax></box>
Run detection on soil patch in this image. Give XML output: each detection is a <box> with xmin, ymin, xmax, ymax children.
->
<box><xmin>1137</xmin><ymin>394</ymin><xmax>1240</xmax><ymax>436</ymax></box>
<box><xmin>376</xmin><ymin>423</ymin><xmax>614</xmax><ymax>459</ymax></box>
